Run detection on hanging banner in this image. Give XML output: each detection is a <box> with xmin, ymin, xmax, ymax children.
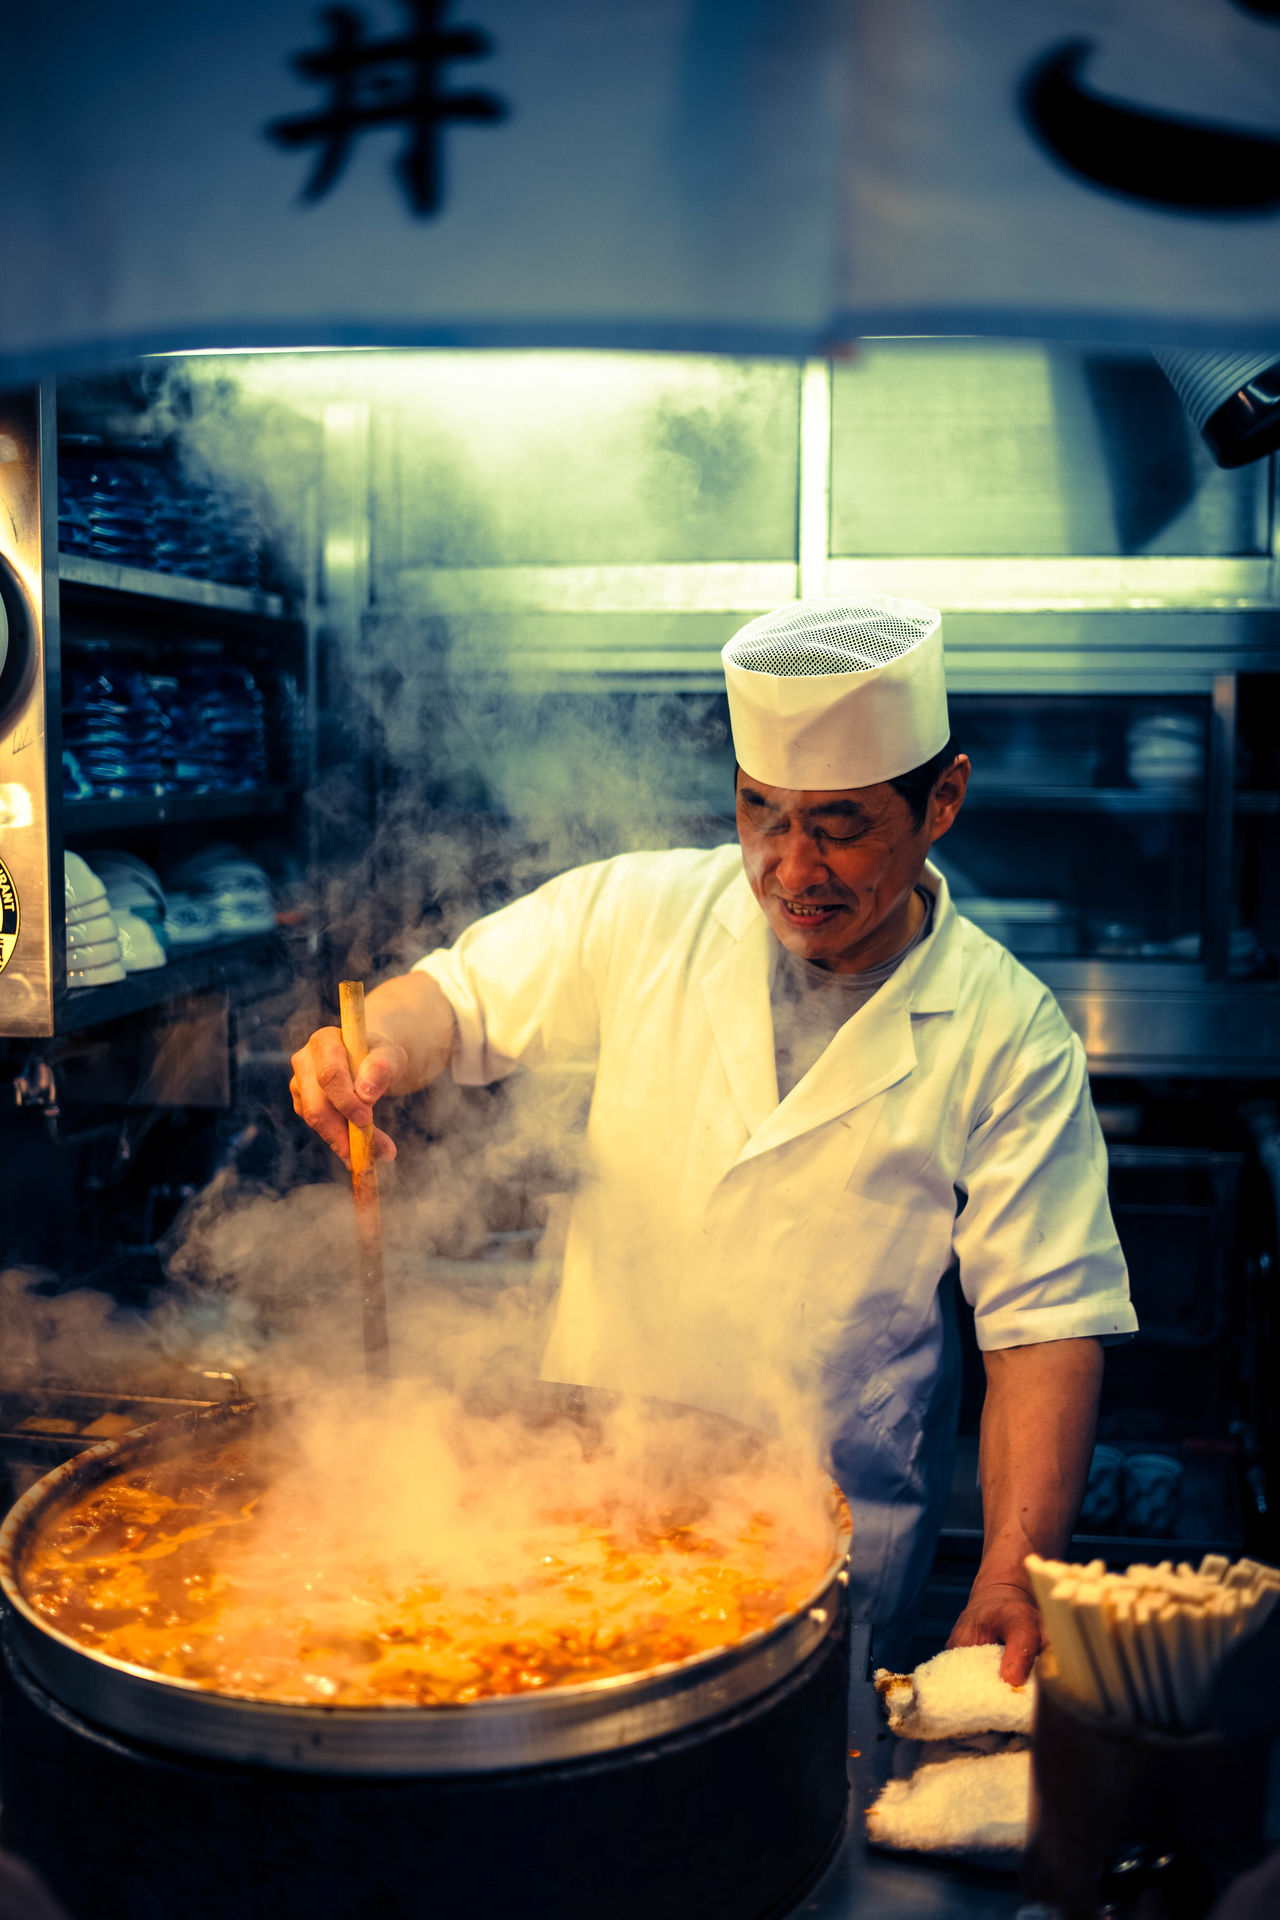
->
<box><xmin>838</xmin><ymin>0</ymin><xmax>1280</xmax><ymax>346</ymax></box>
<box><xmin>0</xmin><ymin>0</ymin><xmax>842</xmax><ymax>378</ymax></box>
<box><xmin>0</xmin><ymin>0</ymin><xmax>1277</xmax><ymax>382</ymax></box>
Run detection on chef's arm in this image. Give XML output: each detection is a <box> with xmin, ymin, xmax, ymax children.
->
<box><xmin>946</xmin><ymin>1335</ymin><xmax>1103</xmax><ymax>1685</ymax></box>
<box><xmin>290</xmin><ymin>971</ymin><xmax>457</xmax><ymax>1165</ymax></box>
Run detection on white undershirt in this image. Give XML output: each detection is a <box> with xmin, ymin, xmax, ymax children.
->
<box><xmin>769</xmin><ymin>887</ymin><xmax>935</xmax><ymax>1101</ymax></box>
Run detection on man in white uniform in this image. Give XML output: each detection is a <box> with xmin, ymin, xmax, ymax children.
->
<box><xmin>292</xmin><ymin>597</ymin><xmax>1136</xmax><ymax>1680</ymax></box>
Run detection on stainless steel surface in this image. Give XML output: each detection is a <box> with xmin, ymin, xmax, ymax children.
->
<box><xmin>392</xmin><ymin>560</ymin><xmax>1280</xmax><ymax>617</ymax></box>
<box><xmin>0</xmin><ymin>1390</ymin><xmax>851</xmax><ymax>1777</ymax></box>
<box><xmin>322</xmin><ymin>400</ymin><xmax>370</xmax><ymax>653</ymax></box>
<box><xmin>373</xmin><ymin>595</ymin><xmax>1280</xmax><ymax>696</ymax></box>
<box><xmin>1031</xmin><ymin>964</ymin><xmax>1280</xmax><ymax>1075</ymax></box>
<box><xmin>372</xmin><ymin>344</ymin><xmax>1280</xmax><ymax>697</ymax></box>
<box><xmin>1203</xmin><ymin>674</ymin><xmax>1237</xmax><ymax>982</ymax></box>
<box><xmin>0</xmin><ymin>384</ymin><xmax>61</xmax><ymax>1038</ymax></box>
<box><xmin>830</xmin><ymin>344</ymin><xmax>1270</xmax><ymax>562</ymax></box>
<box><xmin>797</xmin><ymin>359</ymin><xmax>831</xmax><ymax>602</ymax></box>
<box><xmin>952</xmin><ymin>898</ymin><xmax>1078</xmax><ymax>957</ymax></box>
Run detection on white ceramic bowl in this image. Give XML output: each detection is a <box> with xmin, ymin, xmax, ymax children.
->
<box><xmin>66</xmin><ymin>958</ymin><xmax>128</xmax><ymax>988</ymax></box>
<box><xmin>65</xmin><ymin>911</ymin><xmax>119</xmax><ymax>946</ymax></box>
<box><xmin>64</xmin><ymin>851</ymin><xmax>106</xmax><ymax>913</ymax></box>
<box><xmin>65</xmin><ymin>936</ymin><xmax>123</xmax><ymax>970</ymax></box>
<box><xmin>104</xmin><ymin>876</ymin><xmax>167</xmax><ymax>915</ymax></box>
<box><xmin>114</xmin><ymin>909</ymin><xmax>167</xmax><ymax>972</ymax></box>
<box><xmin>200</xmin><ymin>863</ymin><xmax>271</xmax><ymax>888</ymax></box>
<box><xmin>92</xmin><ymin>849</ymin><xmax>164</xmax><ymax>889</ymax></box>
<box><xmin>96</xmin><ymin>864</ymin><xmax>165</xmax><ymax>907</ymax></box>
<box><xmin>65</xmin><ymin>891</ymin><xmax>108</xmax><ymax>922</ymax></box>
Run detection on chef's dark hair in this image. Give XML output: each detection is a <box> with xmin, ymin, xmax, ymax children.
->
<box><xmin>888</xmin><ymin>736</ymin><xmax>959</xmax><ymax>829</ymax></box>
<box><xmin>733</xmin><ymin>736</ymin><xmax>959</xmax><ymax>829</ymax></box>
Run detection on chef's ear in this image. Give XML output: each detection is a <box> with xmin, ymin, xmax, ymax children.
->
<box><xmin>925</xmin><ymin>754</ymin><xmax>970</xmax><ymax>846</ymax></box>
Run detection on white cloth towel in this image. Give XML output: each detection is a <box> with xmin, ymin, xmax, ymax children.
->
<box><xmin>865</xmin><ymin>1744</ymin><xmax>1031</xmax><ymax>1860</ymax></box>
<box><xmin>866</xmin><ymin>1644</ymin><xmax>1036</xmax><ymax>1862</ymax></box>
<box><xmin>874</xmin><ymin>1642</ymin><xmax>1036</xmax><ymax>1739</ymax></box>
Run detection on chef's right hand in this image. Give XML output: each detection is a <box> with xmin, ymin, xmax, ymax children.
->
<box><xmin>289</xmin><ymin>1027</ymin><xmax>406</xmax><ymax>1166</ymax></box>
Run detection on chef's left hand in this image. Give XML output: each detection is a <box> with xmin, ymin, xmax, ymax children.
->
<box><xmin>946</xmin><ymin>1579</ymin><xmax>1042</xmax><ymax>1686</ymax></box>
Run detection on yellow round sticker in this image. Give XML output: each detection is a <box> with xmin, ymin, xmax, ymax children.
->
<box><xmin>0</xmin><ymin>858</ymin><xmax>19</xmax><ymax>975</ymax></box>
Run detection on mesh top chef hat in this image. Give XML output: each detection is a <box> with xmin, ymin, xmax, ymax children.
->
<box><xmin>722</xmin><ymin>596</ymin><xmax>948</xmax><ymax>790</ymax></box>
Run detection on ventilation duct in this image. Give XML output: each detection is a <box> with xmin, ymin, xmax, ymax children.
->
<box><xmin>1154</xmin><ymin>348</ymin><xmax>1280</xmax><ymax>470</ymax></box>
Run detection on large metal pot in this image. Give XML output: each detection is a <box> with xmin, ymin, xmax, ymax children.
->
<box><xmin>0</xmin><ymin>1383</ymin><xmax>850</xmax><ymax>1774</ymax></box>
<box><xmin>0</xmin><ymin>1383</ymin><xmax>853</xmax><ymax>1920</ymax></box>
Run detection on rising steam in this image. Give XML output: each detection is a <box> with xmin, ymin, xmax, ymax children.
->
<box><xmin>9</xmin><ymin>350</ymin><xmax>837</xmax><ymax>1574</ymax></box>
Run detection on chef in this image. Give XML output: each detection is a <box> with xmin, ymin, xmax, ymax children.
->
<box><xmin>291</xmin><ymin>596</ymin><xmax>1136</xmax><ymax>1680</ymax></box>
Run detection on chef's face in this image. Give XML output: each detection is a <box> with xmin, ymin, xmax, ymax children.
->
<box><xmin>735</xmin><ymin>758</ymin><xmax>969</xmax><ymax>972</ymax></box>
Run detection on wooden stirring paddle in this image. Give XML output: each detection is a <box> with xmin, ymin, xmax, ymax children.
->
<box><xmin>339</xmin><ymin>979</ymin><xmax>391</xmax><ymax>1384</ymax></box>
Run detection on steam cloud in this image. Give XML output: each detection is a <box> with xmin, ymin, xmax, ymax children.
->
<box><xmin>9</xmin><ymin>351</ymin><xmax>834</xmax><ymax>1540</ymax></box>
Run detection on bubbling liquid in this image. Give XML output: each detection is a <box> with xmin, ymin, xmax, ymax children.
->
<box><xmin>21</xmin><ymin>1409</ymin><xmax>846</xmax><ymax>1708</ymax></box>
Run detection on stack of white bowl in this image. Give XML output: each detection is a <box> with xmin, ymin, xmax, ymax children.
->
<box><xmin>165</xmin><ymin>845</ymin><xmax>277</xmax><ymax>943</ymax></box>
<box><xmin>64</xmin><ymin>852</ymin><xmax>126</xmax><ymax>987</ymax></box>
<box><xmin>91</xmin><ymin>853</ymin><xmax>169</xmax><ymax>972</ymax></box>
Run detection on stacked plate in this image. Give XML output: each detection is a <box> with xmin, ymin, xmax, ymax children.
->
<box><xmin>91</xmin><ymin>853</ymin><xmax>169</xmax><ymax>973</ymax></box>
<box><xmin>64</xmin><ymin>852</ymin><xmax>125</xmax><ymax>987</ymax></box>
<box><xmin>185</xmin><ymin>665</ymin><xmax>268</xmax><ymax>791</ymax></box>
<box><xmin>57</xmin><ymin>440</ymin><xmax>266</xmax><ymax>589</ymax></box>
<box><xmin>63</xmin><ymin>653</ymin><xmax>169</xmax><ymax>801</ymax></box>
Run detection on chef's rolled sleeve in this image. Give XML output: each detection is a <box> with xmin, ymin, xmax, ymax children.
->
<box><xmin>953</xmin><ymin>1028</ymin><xmax>1137</xmax><ymax>1351</ymax></box>
<box><xmin>411</xmin><ymin>865</ymin><xmax>606</xmax><ymax>1084</ymax></box>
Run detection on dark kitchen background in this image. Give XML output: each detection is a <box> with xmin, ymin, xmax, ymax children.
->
<box><xmin>2</xmin><ymin>340</ymin><xmax>1279</xmax><ymax>1658</ymax></box>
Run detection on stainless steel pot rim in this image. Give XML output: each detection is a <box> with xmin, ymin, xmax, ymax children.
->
<box><xmin>0</xmin><ymin>1552</ymin><xmax>848</xmax><ymax>1719</ymax></box>
<box><xmin>0</xmin><ymin>1390</ymin><xmax>851</xmax><ymax>1772</ymax></box>
<box><xmin>3</xmin><ymin>1576</ymin><xmax>849</xmax><ymax>1773</ymax></box>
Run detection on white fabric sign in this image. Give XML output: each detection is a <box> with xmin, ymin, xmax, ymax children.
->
<box><xmin>839</xmin><ymin>0</ymin><xmax>1280</xmax><ymax>347</ymax></box>
<box><xmin>0</xmin><ymin>0</ymin><xmax>841</xmax><ymax>378</ymax></box>
<box><xmin>1</xmin><ymin>0</ymin><xmax>1278</xmax><ymax>381</ymax></box>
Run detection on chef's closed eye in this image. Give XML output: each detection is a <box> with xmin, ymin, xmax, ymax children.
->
<box><xmin>738</xmin><ymin>786</ymin><xmax>872</xmax><ymax>844</ymax></box>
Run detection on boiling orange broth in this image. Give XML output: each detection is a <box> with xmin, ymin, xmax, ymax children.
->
<box><xmin>21</xmin><ymin>1437</ymin><xmax>842</xmax><ymax>1707</ymax></box>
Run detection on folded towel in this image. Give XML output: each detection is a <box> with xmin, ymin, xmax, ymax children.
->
<box><xmin>889</xmin><ymin>1730</ymin><xmax>1029</xmax><ymax>1780</ymax></box>
<box><xmin>864</xmin><ymin>1746</ymin><xmax>1031</xmax><ymax>1861</ymax></box>
<box><xmin>873</xmin><ymin>1642</ymin><xmax>1036</xmax><ymax>1740</ymax></box>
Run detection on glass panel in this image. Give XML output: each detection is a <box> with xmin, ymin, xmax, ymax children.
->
<box><xmin>375</xmin><ymin>351</ymin><xmax>801</xmax><ymax>571</ymax></box>
<box><xmin>831</xmin><ymin>342</ymin><xmax>1267</xmax><ymax>557</ymax></box>
<box><xmin>941</xmin><ymin>695</ymin><xmax>1208</xmax><ymax>960</ymax></box>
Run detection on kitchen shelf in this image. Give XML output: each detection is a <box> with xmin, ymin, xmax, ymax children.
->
<box><xmin>965</xmin><ymin>784</ymin><xmax>1280</xmax><ymax>815</ymax></box>
<box><xmin>55</xmin><ymin>934</ymin><xmax>286</xmax><ymax>1032</ymax></box>
<box><xmin>64</xmin><ymin>788</ymin><xmax>293</xmax><ymax>834</ymax></box>
<box><xmin>59</xmin><ymin>554</ymin><xmax>290</xmax><ymax>621</ymax></box>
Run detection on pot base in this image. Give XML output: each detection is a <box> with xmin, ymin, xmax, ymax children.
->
<box><xmin>1</xmin><ymin>1608</ymin><xmax>850</xmax><ymax>1920</ymax></box>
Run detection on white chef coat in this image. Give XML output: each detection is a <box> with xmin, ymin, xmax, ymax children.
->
<box><xmin>414</xmin><ymin>845</ymin><xmax>1135</xmax><ymax>1626</ymax></box>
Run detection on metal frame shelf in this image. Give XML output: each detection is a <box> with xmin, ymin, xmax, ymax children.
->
<box><xmin>64</xmin><ymin>788</ymin><xmax>294</xmax><ymax>834</ymax></box>
<box><xmin>54</xmin><ymin>935</ymin><xmax>286</xmax><ymax>1033</ymax></box>
<box><xmin>59</xmin><ymin>554</ymin><xmax>290</xmax><ymax>621</ymax></box>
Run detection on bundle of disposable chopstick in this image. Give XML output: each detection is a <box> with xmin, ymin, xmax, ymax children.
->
<box><xmin>1025</xmin><ymin>1551</ymin><xmax>1280</xmax><ymax>1731</ymax></box>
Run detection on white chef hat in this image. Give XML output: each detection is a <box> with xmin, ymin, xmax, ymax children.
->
<box><xmin>722</xmin><ymin>596</ymin><xmax>948</xmax><ymax>789</ymax></box>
